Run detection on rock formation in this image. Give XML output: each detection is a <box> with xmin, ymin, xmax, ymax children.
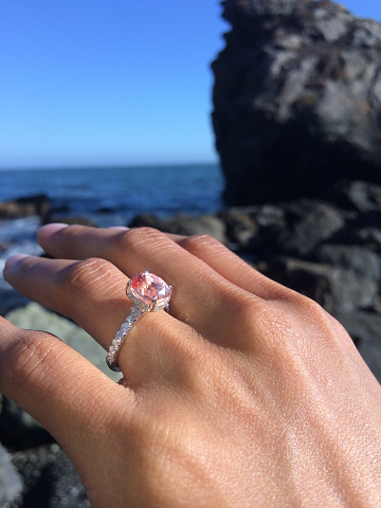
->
<box><xmin>0</xmin><ymin>194</ymin><xmax>51</xmax><ymax>220</ymax></box>
<box><xmin>212</xmin><ymin>0</ymin><xmax>381</xmax><ymax>205</ymax></box>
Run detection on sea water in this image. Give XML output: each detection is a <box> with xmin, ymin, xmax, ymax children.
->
<box><xmin>0</xmin><ymin>163</ymin><xmax>224</xmax><ymax>290</ymax></box>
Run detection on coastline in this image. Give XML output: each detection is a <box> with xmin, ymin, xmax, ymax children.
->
<box><xmin>1</xmin><ymin>178</ymin><xmax>381</xmax><ymax>506</ymax></box>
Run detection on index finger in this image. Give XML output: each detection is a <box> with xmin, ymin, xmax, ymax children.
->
<box><xmin>0</xmin><ymin>317</ymin><xmax>134</xmax><ymax>456</ymax></box>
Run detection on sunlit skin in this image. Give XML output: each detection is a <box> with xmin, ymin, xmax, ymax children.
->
<box><xmin>1</xmin><ymin>224</ymin><xmax>380</xmax><ymax>507</ymax></box>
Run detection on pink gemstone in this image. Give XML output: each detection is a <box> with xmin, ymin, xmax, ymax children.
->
<box><xmin>129</xmin><ymin>272</ymin><xmax>171</xmax><ymax>307</ymax></box>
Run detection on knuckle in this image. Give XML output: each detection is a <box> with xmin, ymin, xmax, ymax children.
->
<box><xmin>7</xmin><ymin>331</ymin><xmax>60</xmax><ymax>391</ymax></box>
<box><xmin>113</xmin><ymin>227</ymin><xmax>166</xmax><ymax>251</ymax></box>
<box><xmin>223</xmin><ymin>289</ymin><xmax>260</xmax><ymax>323</ymax></box>
<box><xmin>278</xmin><ymin>290</ymin><xmax>334</xmax><ymax>326</ymax></box>
<box><xmin>179</xmin><ymin>234</ymin><xmax>222</xmax><ymax>255</ymax></box>
<box><xmin>60</xmin><ymin>257</ymin><xmax>113</xmax><ymax>297</ymax></box>
<box><xmin>297</xmin><ymin>295</ymin><xmax>347</xmax><ymax>335</ymax></box>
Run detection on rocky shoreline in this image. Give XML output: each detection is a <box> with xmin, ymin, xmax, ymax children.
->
<box><xmin>1</xmin><ymin>180</ymin><xmax>381</xmax><ymax>506</ymax></box>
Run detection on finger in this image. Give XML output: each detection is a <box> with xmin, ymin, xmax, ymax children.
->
<box><xmin>2</xmin><ymin>253</ymin><xmax>201</xmax><ymax>381</ymax></box>
<box><xmin>37</xmin><ymin>225</ymin><xmax>259</xmax><ymax>347</ymax></box>
<box><xmin>3</xmin><ymin>254</ymin><xmax>128</xmax><ymax>350</ymax></box>
<box><xmin>0</xmin><ymin>317</ymin><xmax>131</xmax><ymax>459</ymax></box>
<box><xmin>166</xmin><ymin>234</ymin><xmax>292</xmax><ymax>300</ymax></box>
<box><xmin>38</xmin><ymin>224</ymin><xmax>291</xmax><ymax>301</ymax></box>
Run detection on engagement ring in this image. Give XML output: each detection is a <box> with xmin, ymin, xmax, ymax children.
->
<box><xmin>106</xmin><ymin>271</ymin><xmax>172</xmax><ymax>372</ymax></box>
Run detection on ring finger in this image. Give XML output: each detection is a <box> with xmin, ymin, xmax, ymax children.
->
<box><xmin>2</xmin><ymin>254</ymin><xmax>199</xmax><ymax>385</ymax></box>
<box><xmin>37</xmin><ymin>224</ymin><xmax>258</xmax><ymax>347</ymax></box>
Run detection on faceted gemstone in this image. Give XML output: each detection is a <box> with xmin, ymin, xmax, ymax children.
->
<box><xmin>129</xmin><ymin>272</ymin><xmax>171</xmax><ymax>308</ymax></box>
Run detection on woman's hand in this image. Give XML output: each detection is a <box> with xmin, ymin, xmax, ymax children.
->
<box><xmin>1</xmin><ymin>224</ymin><xmax>380</xmax><ymax>507</ymax></box>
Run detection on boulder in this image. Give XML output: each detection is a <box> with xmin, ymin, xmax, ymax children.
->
<box><xmin>212</xmin><ymin>0</ymin><xmax>381</xmax><ymax>205</ymax></box>
<box><xmin>313</xmin><ymin>244</ymin><xmax>381</xmax><ymax>280</ymax></box>
<box><xmin>0</xmin><ymin>194</ymin><xmax>51</xmax><ymax>220</ymax></box>
<box><xmin>277</xmin><ymin>202</ymin><xmax>345</xmax><ymax>257</ymax></box>
<box><xmin>129</xmin><ymin>213</ymin><xmax>227</xmax><ymax>244</ymax></box>
<box><xmin>267</xmin><ymin>257</ymin><xmax>378</xmax><ymax>314</ymax></box>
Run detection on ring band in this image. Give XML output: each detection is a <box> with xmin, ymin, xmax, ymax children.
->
<box><xmin>107</xmin><ymin>271</ymin><xmax>172</xmax><ymax>372</ymax></box>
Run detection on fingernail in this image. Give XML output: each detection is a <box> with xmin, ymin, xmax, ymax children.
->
<box><xmin>4</xmin><ymin>253</ymin><xmax>31</xmax><ymax>271</ymax></box>
<box><xmin>110</xmin><ymin>226</ymin><xmax>130</xmax><ymax>232</ymax></box>
<box><xmin>38</xmin><ymin>223</ymin><xmax>68</xmax><ymax>240</ymax></box>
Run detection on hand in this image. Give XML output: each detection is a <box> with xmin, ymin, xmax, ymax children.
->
<box><xmin>1</xmin><ymin>225</ymin><xmax>380</xmax><ymax>507</ymax></box>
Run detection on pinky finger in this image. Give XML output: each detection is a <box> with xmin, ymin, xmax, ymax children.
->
<box><xmin>166</xmin><ymin>233</ymin><xmax>290</xmax><ymax>300</ymax></box>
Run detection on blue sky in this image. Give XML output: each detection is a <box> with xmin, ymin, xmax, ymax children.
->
<box><xmin>1</xmin><ymin>1</ymin><xmax>381</xmax><ymax>169</ymax></box>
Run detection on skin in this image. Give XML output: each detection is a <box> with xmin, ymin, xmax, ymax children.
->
<box><xmin>0</xmin><ymin>224</ymin><xmax>380</xmax><ymax>507</ymax></box>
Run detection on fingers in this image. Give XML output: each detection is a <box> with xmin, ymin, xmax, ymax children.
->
<box><xmin>3</xmin><ymin>254</ymin><xmax>128</xmax><ymax>350</ymax></box>
<box><xmin>0</xmin><ymin>317</ymin><xmax>129</xmax><ymax>455</ymax></box>
<box><xmin>171</xmin><ymin>234</ymin><xmax>293</xmax><ymax>300</ymax></box>
<box><xmin>38</xmin><ymin>224</ymin><xmax>292</xmax><ymax>302</ymax></box>
<box><xmin>37</xmin><ymin>225</ymin><xmax>259</xmax><ymax>345</ymax></box>
<box><xmin>2</xmin><ymin>253</ymin><xmax>203</xmax><ymax>381</ymax></box>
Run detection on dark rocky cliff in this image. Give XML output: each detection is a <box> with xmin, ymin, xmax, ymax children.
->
<box><xmin>212</xmin><ymin>0</ymin><xmax>381</xmax><ymax>205</ymax></box>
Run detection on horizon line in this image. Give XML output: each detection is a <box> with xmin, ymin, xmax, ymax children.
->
<box><xmin>0</xmin><ymin>160</ymin><xmax>220</xmax><ymax>172</ymax></box>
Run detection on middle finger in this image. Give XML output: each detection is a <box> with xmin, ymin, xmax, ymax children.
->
<box><xmin>3</xmin><ymin>254</ymin><xmax>206</xmax><ymax>386</ymax></box>
<box><xmin>37</xmin><ymin>225</ymin><xmax>258</xmax><ymax>343</ymax></box>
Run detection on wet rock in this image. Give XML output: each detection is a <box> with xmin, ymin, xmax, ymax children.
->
<box><xmin>213</xmin><ymin>0</ymin><xmax>381</xmax><ymax>205</ymax></box>
<box><xmin>266</xmin><ymin>257</ymin><xmax>378</xmax><ymax>314</ymax></box>
<box><xmin>278</xmin><ymin>203</ymin><xmax>345</xmax><ymax>257</ymax></box>
<box><xmin>0</xmin><ymin>443</ymin><xmax>23</xmax><ymax>508</ymax></box>
<box><xmin>129</xmin><ymin>213</ymin><xmax>227</xmax><ymax>243</ymax></box>
<box><xmin>0</xmin><ymin>195</ymin><xmax>51</xmax><ymax>220</ymax></box>
<box><xmin>337</xmin><ymin>311</ymin><xmax>381</xmax><ymax>382</ymax></box>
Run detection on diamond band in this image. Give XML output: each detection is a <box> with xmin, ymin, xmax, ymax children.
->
<box><xmin>107</xmin><ymin>272</ymin><xmax>172</xmax><ymax>372</ymax></box>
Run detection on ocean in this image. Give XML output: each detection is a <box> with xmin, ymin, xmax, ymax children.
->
<box><xmin>0</xmin><ymin>163</ymin><xmax>224</xmax><ymax>290</ymax></box>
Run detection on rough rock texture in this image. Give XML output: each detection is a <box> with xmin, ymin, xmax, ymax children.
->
<box><xmin>212</xmin><ymin>0</ymin><xmax>381</xmax><ymax>205</ymax></box>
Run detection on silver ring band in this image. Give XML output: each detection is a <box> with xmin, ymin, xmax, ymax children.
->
<box><xmin>107</xmin><ymin>305</ymin><xmax>145</xmax><ymax>372</ymax></box>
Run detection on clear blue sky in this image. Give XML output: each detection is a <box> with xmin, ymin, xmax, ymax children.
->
<box><xmin>1</xmin><ymin>1</ymin><xmax>381</xmax><ymax>169</ymax></box>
